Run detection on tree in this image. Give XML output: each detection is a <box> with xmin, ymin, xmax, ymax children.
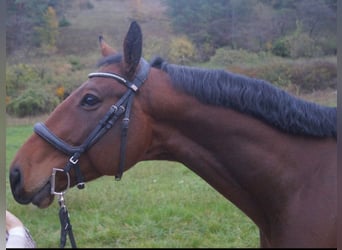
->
<box><xmin>6</xmin><ymin>0</ymin><xmax>67</xmax><ymax>55</ymax></box>
<box><xmin>168</xmin><ymin>36</ymin><xmax>196</xmax><ymax>64</ymax></box>
<box><xmin>35</xmin><ymin>6</ymin><xmax>59</xmax><ymax>52</ymax></box>
<box><xmin>163</xmin><ymin>0</ymin><xmax>336</xmax><ymax>56</ymax></box>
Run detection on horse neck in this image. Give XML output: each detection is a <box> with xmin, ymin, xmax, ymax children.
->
<box><xmin>140</xmin><ymin>77</ymin><xmax>336</xmax><ymax>233</ymax></box>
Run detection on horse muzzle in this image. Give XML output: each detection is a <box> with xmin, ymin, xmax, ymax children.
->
<box><xmin>9</xmin><ymin>166</ymin><xmax>55</xmax><ymax>208</ymax></box>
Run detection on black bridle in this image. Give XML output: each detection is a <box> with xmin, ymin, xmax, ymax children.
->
<box><xmin>32</xmin><ymin>58</ymin><xmax>150</xmax><ymax>248</ymax></box>
<box><xmin>34</xmin><ymin>58</ymin><xmax>150</xmax><ymax>185</ymax></box>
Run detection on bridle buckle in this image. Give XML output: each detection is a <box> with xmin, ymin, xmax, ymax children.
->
<box><xmin>69</xmin><ymin>155</ymin><xmax>79</xmax><ymax>165</ymax></box>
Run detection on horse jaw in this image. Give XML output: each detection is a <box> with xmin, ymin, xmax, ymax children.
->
<box><xmin>30</xmin><ymin>182</ymin><xmax>55</xmax><ymax>208</ymax></box>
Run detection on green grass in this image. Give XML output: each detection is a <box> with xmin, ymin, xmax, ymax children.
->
<box><xmin>6</xmin><ymin>125</ymin><xmax>259</xmax><ymax>248</ymax></box>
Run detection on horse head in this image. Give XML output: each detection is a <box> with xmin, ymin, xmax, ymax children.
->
<box><xmin>9</xmin><ymin>21</ymin><xmax>153</xmax><ymax>208</ymax></box>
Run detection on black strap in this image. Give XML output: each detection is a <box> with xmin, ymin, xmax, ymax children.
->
<box><xmin>115</xmin><ymin>93</ymin><xmax>135</xmax><ymax>180</ymax></box>
<box><xmin>34</xmin><ymin>123</ymin><xmax>82</xmax><ymax>155</ymax></box>
<box><xmin>63</xmin><ymin>153</ymin><xmax>85</xmax><ymax>189</ymax></box>
<box><xmin>59</xmin><ymin>205</ymin><xmax>77</xmax><ymax>248</ymax></box>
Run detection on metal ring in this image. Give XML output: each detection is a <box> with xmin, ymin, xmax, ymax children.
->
<box><xmin>51</xmin><ymin>168</ymin><xmax>70</xmax><ymax>195</ymax></box>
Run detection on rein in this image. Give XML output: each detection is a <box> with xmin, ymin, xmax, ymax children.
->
<box><xmin>33</xmin><ymin>58</ymin><xmax>150</xmax><ymax>248</ymax></box>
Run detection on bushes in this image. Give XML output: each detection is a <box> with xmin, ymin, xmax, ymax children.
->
<box><xmin>206</xmin><ymin>48</ymin><xmax>336</xmax><ymax>93</ymax></box>
<box><xmin>6</xmin><ymin>64</ymin><xmax>41</xmax><ymax>97</ymax></box>
<box><xmin>208</xmin><ymin>48</ymin><xmax>261</xmax><ymax>67</ymax></box>
<box><xmin>168</xmin><ymin>36</ymin><xmax>196</xmax><ymax>64</ymax></box>
<box><xmin>6</xmin><ymin>49</ymin><xmax>336</xmax><ymax>118</ymax></box>
<box><xmin>271</xmin><ymin>22</ymin><xmax>326</xmax><ymax>58</ymax></box>
<box><xmin>59</xmin><ymin>17</ymin><xmax>71</xmax><ymax>27</ymax></box>
<box><xmin>287</xmin><ymin>33</ymin><xmax>323</xmax><ymax>58</ymax></box>
<box><xmin>226</xmin><ymin>54</ymin><xmax>336</xmax><ymax>93</ymax></box>
<box><xmin>68</xmin><ymin>56</ymin><xmax>85</xmax><ymax>71</ymax></box>
<box><xmin>290</xmin><ymin>60</ymin><xmax>337</xmax><ymax>91</ymax></box>
<box><xmin>272</xmin><ymin>38</ymin><xmax>290</xmax><ymax>58</ymax></box>
<box><xmin>144</xmin><ymin>35</ymin><xmax>197</xmax><ymax>65</ymax></box>
<box><xmin>229</xmin><ymin>62</ymin><xmax>293</xmax><ymax>89</ymax></box>
<box><xmin>5</xmin><ymin>60</ymin><xmax>85</xmax><ymax>117</ymax></box>
<box><xmin>6</xmin><ymin>88</ymin><xmax>59</xmax><ymax>117</ymax></box>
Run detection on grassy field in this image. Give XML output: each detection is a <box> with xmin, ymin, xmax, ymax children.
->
<box><xmin>6</xmin><ymin>125</ymin><xmax>259</xmax><ymax>248</ymax></box>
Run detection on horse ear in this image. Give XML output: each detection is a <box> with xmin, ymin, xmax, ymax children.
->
<box><xmin>99</xmin><ymin>35</ymin><xmax>116</xmax><ymax>56</ymax></box>
<box><xmin>123</xmin><ymin>21</ymin><xmax>142</xmax><ymax>79</ymax></box>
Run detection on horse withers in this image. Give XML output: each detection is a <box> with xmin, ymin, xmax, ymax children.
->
<box><xmin>9</xmin><ymin>21</ymin><xmax>337</xmax><ymax>247</ymax></box>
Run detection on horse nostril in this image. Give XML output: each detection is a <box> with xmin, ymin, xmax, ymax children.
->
<box><xmin>9</xmin><ymin>166</ymin><xmax>32</xmax><ymax>205</ymax></box>
<box><xmin>9</xmin><ymin>167</ymin><xmax>22</xmax><ymax>194</ymax></box>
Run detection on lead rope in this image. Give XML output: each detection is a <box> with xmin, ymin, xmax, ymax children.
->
<box><xmin>58</xmin><ymin>194</ymin><xmax>77</xmax><ymax>248</ymax></box>
<box><xmin>51</xmin><ymin>168</ymin><xmax>77</xmax><ymax>248</ymax></box>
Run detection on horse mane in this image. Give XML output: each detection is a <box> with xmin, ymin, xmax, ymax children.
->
<box><xmin>150</xmin><ymin>57</ymin><xmax>336</xmax><ymax>138</ymax></box>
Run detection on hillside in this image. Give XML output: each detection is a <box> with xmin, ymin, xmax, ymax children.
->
<box><xmin>57</xmin><ymin>0</ymin><xmax>171</xmax><ymax>56</ymax></box>
<box><xmin>6</xmin><ymin>0</ymin><xmax>336</xmax><ymax>119</ymax></box>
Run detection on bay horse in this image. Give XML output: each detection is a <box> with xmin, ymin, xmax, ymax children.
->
<box><xmin>9</xmin><ymin>21</ymin><xmax>337</xmax><ymax>248</ymax></box>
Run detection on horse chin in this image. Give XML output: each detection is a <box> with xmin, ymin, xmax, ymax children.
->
<box><xmin>31</xmin><ymin>182</ymin><xmax>55</xmax><ymax>208</ymax></box>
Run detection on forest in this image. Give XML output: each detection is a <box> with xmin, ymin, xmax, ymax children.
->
<box><xmin>6</xmin><ymin>0</ymin><xmax>337</xmax><ymax>117</ymax></box>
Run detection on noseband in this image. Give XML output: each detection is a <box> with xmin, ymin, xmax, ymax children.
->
<box><xmin>34</xmin><ymin>58</ymin><xmax>151</xmax><ymax>189</ymax></box>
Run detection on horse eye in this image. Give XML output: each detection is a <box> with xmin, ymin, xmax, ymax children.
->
<box><xmin>81</xmin><ymin>94</ymin><xmax>100</xmax><ymax>107</ymax></box>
